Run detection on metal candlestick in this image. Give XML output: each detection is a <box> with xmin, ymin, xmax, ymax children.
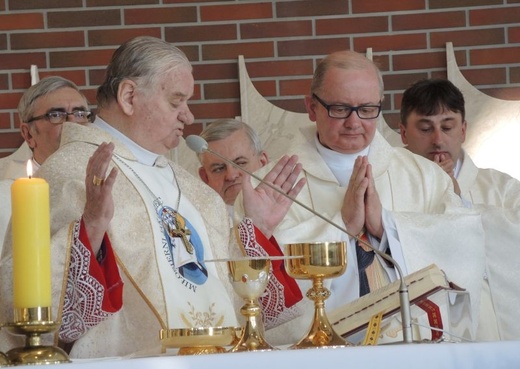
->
<box><xmin>5</xmin><ymin>307</ymin><xmax>70</xmax><ymax>365</ymax></box>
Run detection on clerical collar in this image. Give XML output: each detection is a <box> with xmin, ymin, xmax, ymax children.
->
<box><xmin>94</xmin><ymin>117</ymin><xmax>161</xmax><ymax>167</ymax></box>
<box><xmin>314</xmin><ymin>134</ymin><xmax>370</xmax><ymax>186</ymax></box>
<box><xmin>31</xmin><ymin>158</ymin><xmax>41</xmax><ymax>171</ymax></box>
<box><xmin>454</xmin><ymin>157</ymin><xmax>462</xmax><ymax>179</ymax></box>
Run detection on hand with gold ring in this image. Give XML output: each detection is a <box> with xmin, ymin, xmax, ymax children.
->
<box><xmin>92</xmin><ymin>175</ymin><xmax>104</xmax><ymax>186</ymax></box>
<box><xmin>83</xmin><ymin>142</ymin><xmax>118</xmax><ymax>255</ymax></box>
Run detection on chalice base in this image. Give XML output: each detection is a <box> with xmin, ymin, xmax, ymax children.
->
<box><xmin>229</xmin><ymin>314</ymin><xmax>277</xmax><ymax>352</ymax></box>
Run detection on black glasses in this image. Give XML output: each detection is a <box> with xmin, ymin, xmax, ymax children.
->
<box><xmin>26</xmin><ymin>110</ymin><xmax>91</xmax><ymax>124</ymax></box>
<box><xmin>312</xmin><ymin>93</ymin><xmax>381</xmax><ymax>120</ymax></box>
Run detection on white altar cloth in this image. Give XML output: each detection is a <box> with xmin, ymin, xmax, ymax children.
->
<box><xmin>14</xmin><ymin>341</ymin><xmax>520</xmax><ymax>369</ymax></box>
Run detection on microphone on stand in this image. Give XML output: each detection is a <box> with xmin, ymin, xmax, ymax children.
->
<box><xmin>186</xmin><ymin>134</ymin><xmax>413</xmax><ymax>344</ymax></box>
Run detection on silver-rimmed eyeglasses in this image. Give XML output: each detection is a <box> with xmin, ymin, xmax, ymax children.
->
<box><xmin>312</xmin><ymin>93</ymin><xmax>381</xmax><ymax>120</ymax></box>
<box><xmin>26</xmin><ymin>110</ymin><xmax>92</xmax><ymax>124</ymax></box>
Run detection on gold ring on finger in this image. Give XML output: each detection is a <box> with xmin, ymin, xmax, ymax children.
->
<box><xmin>93</xmin><ymin>175</ymin><xmax>104</xmax><ymax>186</ymax></box>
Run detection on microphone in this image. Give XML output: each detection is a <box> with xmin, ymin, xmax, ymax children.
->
<box><xmin>186</xmin><ymin>134</ymin><xmax>413</xmax><ymax>344</ymax></box>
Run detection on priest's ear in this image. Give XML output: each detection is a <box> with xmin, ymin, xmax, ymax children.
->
<box><xmin>117</xmin><ymin>79</ymin><xmax>138</xmax><ymax>116</ymax></box>
<box><xmin>20</xmin><ymin>122</ymin><xmax>36</xmax><ymax>150</ymax></box>
<box><xmin>198</xmin><ymin>167</ymin><xmax>210</xmax><ymax>184</ymax></box>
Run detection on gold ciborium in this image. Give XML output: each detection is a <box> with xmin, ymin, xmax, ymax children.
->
<box><xmin>160</xmin><ymin>326</ymin><xmax>241</xmax><ymax>355</ymax></box>
<box><xmin>285</xmin><ymin>241</ymin><xmax>352</xmax><ymax>349</ymax></box>
<box><xmin>227</xmin><ymin>258</ymin><xmax>276</xmax><ymax>352</ymax></box>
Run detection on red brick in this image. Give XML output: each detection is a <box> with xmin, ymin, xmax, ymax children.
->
<box><xmin>0</xmin><ymin>34</ymin><xmax>6</xmax><ymax>50</ymax></box>
<box><xmin>393</xmin><ymin>11</ymin><xmax>465</xmax><ymax>31</ymax></box>
<box><xmin>0</xmin><ymin>92</ymin><xmax>22</xmax><ymax>109</ymax></box>
<box><xmin>0</xmin><ymin>113</ymin><xmax>11</xmax><ymax>129</ymax></box>
<box><xmin>89</xmin><ymin>69</ymin><xmax>107</xmax><ymax>87</ymax></box>
<box><xmin>277</xmin><ymin>0</ymin><xmax>348</xmax><ymax>17</ymax></box>
<box><xmin>82</xmin><ymin>88</ymin><xmax>98</xmax><ymax>107</ymax></box>
<box><xmin>509</xmin><ymin>27</ymin><xmax>520</xmax><ymax>43</ymax></box>
<box><xmin>0</xmin><ymin>132</ymin><xmax>24</xmax><ymax>151</ymax></box>
<box><xmin>279</xmin><ymin>78</ymin><xmax>311</xmax><ymax>96</ymax></box>
<box><xmin>393</xmin><ymin>51</ymin><xmax>447</xmax><ymax>71</ymax></box>
<box><xmin>372</xmin><ymin>55</ymin><xmax>390</xmax><ymax>73</ymax></box>
<box><xmin>178</xmin><ymin>45</ymin><xmax>199</xmax><ymax>63</ymax></box>
<box><xmin>512</xmin><ymin>67</ymin><xmax>520</xmax><ymax>84</ymax></box>
<box><xmin>317</xmin><ymin>16</ymin><xmax>388</xmax><ymax>35</ymax></box>
<box><xmin>0</xmin><ymin>14</ymin><xmax>44</xmax><ymax>30</ymax></box>
<box><xmin>48</xmin><ymin>9</ymin><xmax>121</xmax><ymax>28</ymax></box>
<box><xmin>0</xmin><ymin>1</ymin><xmax>4</xmax><ymax>11</ymax></box>
<box><xmin>9</xmin><ymin>0</ymin><xmax>82</xmax><ymax>9</ymax></box>
<box><xmin>352</xmin><ymin>0</ymin><xmax>424</xmax><ymax>13</ymax></box>
<box><xmin>193</xmin><ymin>62</ymin><xmax>237</xmax><ymax>81</ymax></box>
<box><xmin>447</xmin><ymin>49</ymin><xmax>468</xmax><ymax>67</ymax></box>
<box><xmin>461</xmin><ymin>67</ymin><xmax>507</xmax><ymax>85</ymax></box>
<box><xmin>192</xmin><ymin>84</ymin><xmax>202</xmax><ymax>101</ymax></box>
<box><xmin>183</xmin><ymin>123</ymin><xmax>203</xmax><ymax>138</ymax></box>
<box><xmin>430</xmin><ymin>0</ymin><xmax>502</xmax><ymax>8</ymax></box>
<box><xmin>431</xmin><ymin>28</ymin><xmax>505</xmax><ymax>48</ymax></box>
<box><xmin>278</xmin><ymin>37</ymin><xmax>350</xmax><ymax>57</ymax></box>
<box><xmin>89</xmin><ymin>28</ymin><xmax>161</xmax><ymax>47</ymax></box>
<box><xmin>165</xmin><ymin>0</ymin><xmax>221</xmax><ymax>3</ymax></box>
<box><xmin>383</xmin><ymin>72</ymin><xmax>428</xmax><ymax>91</ymax></box>
<box><xmin>166</xmin><ymin>24</ymin><xmax>237</xmax><ymax>43</ymax></box>
<box><xmin>88</xmin><ymin>0</ymin><xmax>158</xmax><ymax>5</ymax></box>
<box><xmin>244</xmin><ymin>60</ymin><xmax>314</xmax><ymax>78</ymax></box>
<box><xmin>471</xmin><ymin>47</ymin><xmax>520</xmax><ymax>65</ymax></box>
<box><xmin>204</xmin><ymin>81</ymin><xmax>239</xmax><ymax>100</ymax></box>
<box><xmin>50</xmin><ymin>49</ymin><xmax>115</xmax><ymax>68</ymax></box>
<box><xmin>202</xmin><ymin>42</ymin><xmax>274</xmax><ymax>61</ymax></box>
<box><xmin>241</xmin><ymin>21</ymin><xmax>312</xmax><ymax>39</ymax></box>
<box><xmin>189</xmin><ymin>101</ymin><xmax>240</xmax><ymax>120</ymax></box>
<box><xmin>201</xmin><ymin>3</ymin><xmax>272</xmax><ymax>21</ymax></box>
<box><xmin>0</xmin><ymin>74</ymin><xmax>7</xmax><ymax>90</ymax></box>
<box><xmin>470</xmin><ymin>6</ymin><xmax>520</xmax><ymax>25</ymax></box>
<box><xmin>11</xmin><ymin>31</ymin><xmax>85</xmax><ymax>50</ymax></box>
<box><xmin>274</xmin><ymin>98</ymin><xmax>306</xmax><ymax>114</ymax></box>
<box><xmin>431</xmin><ymin>70</ymin><xmax>449</xmax><ymax>80</ymax></box>
<box><xmin>250</xmin><ymin>80</ymin><xmax>277</xmax><ymax>97</ymax></box>
<box><xmin>481</xmin><ymin>86</ymin><xmax>520</xmax><ymax>100</ymax></box>
<box><xmin>0</xmin><ymin>53</ymin><xmax>46</xmax><ymax>70</ymax></box>
<box><xmin>355</xmin><ymin>34</ymin><xmax>427</xmax><ymax>52</ymax></box>
<box><xmin>383</xmin><ymin>112</ymin><xmax>400</xmax><ymax>130</ymax></box>
<box><xmin>12</xmin><ymin>70</ymin><xmax>87</xmax><ymax>90</ymax></box>
<box><xmin>125</xmin><ymin>6</ymin><xmax>197</xmax><ymax>24</ymax></box>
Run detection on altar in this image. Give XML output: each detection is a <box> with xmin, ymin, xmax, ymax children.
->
<box><xmin>15</xmin><ymin>341</ymin><xmax>520</xmax><ymax>369</ymax></box>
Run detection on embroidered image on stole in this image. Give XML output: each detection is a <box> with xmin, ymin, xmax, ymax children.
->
<box><xmin>159</xmin><ymin>205</ymin><xmax>208</xmax><ymax>285</ymax></box>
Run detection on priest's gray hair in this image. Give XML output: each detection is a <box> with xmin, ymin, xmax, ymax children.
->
<box><xmin>96</xmin><ymin>36</ymin><xmax>192</xmax><ymax>108</ymax></box>
<box><xmin>197</xmin><ymin>118</ymin><xmax>264</xmax><ymax>162</ymax></box>
<box><xmin>18</xmin><ymin>76</ymin><xmax>87</xmax><ymax>123</ymax></box>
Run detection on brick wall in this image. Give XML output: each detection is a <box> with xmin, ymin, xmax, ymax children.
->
<box><xmin>0</xmin><ymin>0</ymin><xmax>519</xmax><ymax>156</ymax></box>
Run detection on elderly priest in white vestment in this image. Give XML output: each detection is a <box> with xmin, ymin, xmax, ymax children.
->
<box><xmin>0</xmin><ymin>37</ymin><xmax>307</xmax><ymax>358</ymax></box>
<box><xmin>236</xmin><ymin>50</ymin><xmax>487</xmax><ymax>345</ymax></box>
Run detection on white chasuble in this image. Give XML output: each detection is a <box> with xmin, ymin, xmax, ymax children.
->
<box><xmin>116</xmin><ymin>157</ymin><xmax>238</xmax><ymax>328</ymax></box>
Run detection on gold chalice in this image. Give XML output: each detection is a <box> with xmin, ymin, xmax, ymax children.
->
<box><xmin>285</xmin><ymin>241</ymin><xmax>352</xmax><ymax>349</ymax></box>
<box><xmin>227</xmin><ymin>258</ymin><xmax>276</xmax><ymax>352</ymax></box>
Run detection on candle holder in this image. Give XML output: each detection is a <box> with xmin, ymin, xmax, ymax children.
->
<box><xmin>5</xmin><ymin>307</ymin><xmax>70</xmax><ymax>365</ymax></box>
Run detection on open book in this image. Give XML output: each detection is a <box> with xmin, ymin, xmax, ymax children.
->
<box><xmin>329</xmin><ymin>264</ymin><xmax>471</xmax><ymax>342</ymax></box>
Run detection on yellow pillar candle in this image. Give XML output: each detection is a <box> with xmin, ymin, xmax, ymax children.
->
<box><xmin>11</xmin><ymin>161</ymin><xmax>51</xmax><ymax>309</ymax></box>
